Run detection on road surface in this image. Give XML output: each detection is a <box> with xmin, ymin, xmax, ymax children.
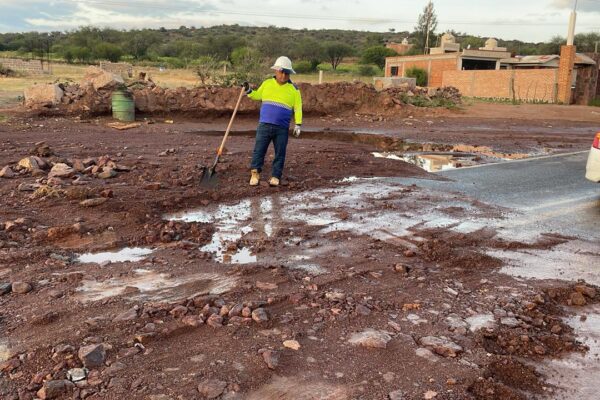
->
<box><xmin>397</xmin><ymin>151</ymin><xmax>600</xmax><ymax>240</ymax></box>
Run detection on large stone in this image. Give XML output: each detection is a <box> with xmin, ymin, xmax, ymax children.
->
<box><xmin>78</xmin><ymin>344</ymin><xmax>106</xmax><ymax>368</ymax></box>
<box><xmin>48</xmin><ymin>163</ymin><xmax>75</xmax><ymax>179</ymax></box>
<box><xmin>389</xmin><ymin>390</ymin><xmax>404</xmax><ymax>400</ymax></box>
<box><xmin>36</xmin><ymin>379</ymin><xmax>73</xmax><ymax>399</ymax></box>
<box><xmin>0</xmin><ymin>166</ymin><xmax>15</xmax><ymax>179</ymax></box>
<box><xmin>18</xmin><ymin>156</ymin><xmax>43</xmax><ymax>172</ymax></box>
<box><xmin>348</xmin><ymin>329</ymin><xmax>392</xmax><ymax>349</ymax></box>
<box><xmin>113</xmin><ymin>306</ymin><xmax>139</xmax><ymax>322</ymax></box>
<box><xmin>0</xmin><ymin>283</ymin><xmax>11</xmax><ymax>295</ymax></box>
<box><xmin>251</xmin><ymin>308</ymin><xmax>269</xmax><ymax>323</ymax></box>
<box><xmin>419</xmin><ymin>336</ymin><xmax>463</xmax><ymax>358</ymax></box>
<box><xmin>11</xmin><ymin>281</ymin><xmax>32</xmax><ymax>294</ymax></box>
<box><xmin>82</xmin><ymin>66</ymin><xmax>125</xmax><ymax>91</ymax></box>
<box><xmin>197</xmin><ymin>379</ymin><xmax>227</xmax><ymax>399</ymax></box>
<box><xmin>261</xmin><ymin>350</ymin><xmax>280</xmax><ymax>370</ymax></box>
<box><xmin>24</xmin><ymin>84</ymin><xmax>64</xmax><ymax>108</ymax></box>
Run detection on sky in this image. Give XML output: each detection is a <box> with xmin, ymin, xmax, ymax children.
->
<box><xmin>0</xmin><ymin>0</ymin><xmax>599</xmax><ymax>42</ymax></box>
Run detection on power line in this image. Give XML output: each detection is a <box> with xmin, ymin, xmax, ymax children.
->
<box><xmin>54</xmin><ymin>0</ymin><xmax>600</xmax><ymax>28</ymax></box>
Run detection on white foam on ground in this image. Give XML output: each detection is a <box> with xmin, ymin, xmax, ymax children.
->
<box><xmin>77</xmin><ymin>247</ymin><xmax>153</xmax><ymax>264</ymax></box>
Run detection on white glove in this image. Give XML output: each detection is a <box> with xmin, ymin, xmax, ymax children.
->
<box><xmin>293</xmin><ymin>125</ymin><xmax>301</xmax><ymax>137</ymax></box>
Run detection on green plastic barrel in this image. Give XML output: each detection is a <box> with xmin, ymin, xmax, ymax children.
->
<box><xmin>111</xmin><ymin>89</ymin><xmax>135</xmax><ymax>122</ymax></box>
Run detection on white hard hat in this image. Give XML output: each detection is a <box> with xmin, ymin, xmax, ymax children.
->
<box><xmin>270</xmin><ymin>56</ymin><xmax>296</xmax><ymax>74</ymax></box>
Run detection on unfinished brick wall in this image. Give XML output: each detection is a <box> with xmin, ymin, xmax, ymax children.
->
<box><xmin>443</xmin><ymin>69</ymin><xmax>558</xmax><ymax>102</ymax></box>
<box><xmin>386</xmin><ymin>55</ymin><xmax>458</xmax><ymax>87</ymax></box>
<box><xmin>0</xmin><ymin>58</ymin><xmax>46</xmax><ymax>74</ymax></box>
<box><xmin>99</xmin><ymin>61</ymin><xmax>133</xmax><ymax>77</ymax></box>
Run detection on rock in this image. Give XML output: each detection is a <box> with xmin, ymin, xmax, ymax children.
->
<box><xmin>383</xmin><ymin>372</ymin><xmax>395</xmax><ymax>383</ymax></box>
<box><xmin>67</xmin><ymin>368</ymin><xmax>88</xmax><ymax>382</ymax></box>
<box><xmin>261</xmin><ymin>350</ymin><xmax>280</xmax><ymax>370</ymax></box>
<box><xmin>465</xmin><ymin>314</ymin><xmax>496</xmax><ymax>332</ymax></box>
<box><xmin>82</xmin><ymin>66</ymin><xmax>125</xmax><ymax>91</ymax></box>
<box><xmin>228</xmin><ymin>304</ymin><xmax>243</xmax><ymax>317</ymax></box>
<box><xmin>48</xmin><ymin>289</ymin><xmax>64</xmax><ymax>299</ymax></box>
<box><xmin>80</xmin><ymin>198</ymin><xmax>108</xmax><ymax>207</ymax></box>
<box><xmin>283</xmin><ymin>340</ymin><xmax>301</xmax><ymax>350</ymax></box>
<box><xmin>36</xmin><ymin>380</ymin><xmax>73</xmax><ymax>399</ymax></box>
<box><xmin>207</xmin><ymin>314</ymin><xmax>223</xmax><ymax>328</ymax></box>
<box><xmin>24</xmin><ymin>84</ymin><xmax>64</xmax><ymax>108</ymax></box>
<box><xmin>419</xmin><ymin>336</ymin><xmax>463</xmax><ymax>358</ymax></box>
<box><xmin>0</xmin><ymin>166</ymin><xmax>15</xmax><ymax>179</ymax></box>
<box><xmin>241</xmin><ymin>306</ymin><xmax>252</xmax><ymax>318</ymax></box>
<box><xmin>394</xmin><ymin>264</ymin><xmax>409</xmax><ymax>274</ymax></box>
<box><xmin>356</xmin><ymin>304</ymin><xmax>372</xmax><ymax>316</ymax></box>
<box><xmin>197</xmin><ymin>379</ymin><xmax>227</xmax><ymax>399</ymax></box>
<box><xmin>98</xmin><ymin>167</ymin><xmax>117</xmax><ymax>179</ymax></box>
<box><xmin>78</xmin><ymin>344</ymin><xmax>106</xmax><ymax>368</ymax></box>
<box><xmin>114</xmin><ymin>306</ymin><xmax>138</xmax><ymax>322</ymax></box>
<box><xmin>575</xmin><ymin>285</ymin><xmax>597</xmax><ymax>298</ymax></box>
<box><xmin>415</xmin><ymin>348</ymin><xmax>438</xmax><ymax>363</ymax></box>
<box><xmin>169</xmin><ymin>305</ymin><xmax>188</xmax><ymax>318</ymax></box>
<box><xmin>570</xmin><ymin>292</ymin><xmax>587</xmax><ymax>306</ymax></box>
<box><xmin>18</xmin><ymin>156</ymin><xmax>43</xmax><ymax>172</ymax></box>
<box><xmin>389</xmin><ymin>390</ymin><xmax>404</xmax><ymax>400</ymax></box>
<box><xmin>32</xmin><ymin>142</ymin><xmax>53</xmax><ymax>157</ymax></box>
<box><xmin>12</xmin><ymin>282</ymin><xmax>32</xmax><ymax>294</ymax></box>
<box><xmin>444</xmin><ymin>287</ymin><xmax>459</xmax><ymax>296</ymax></box>
<box><xmin>424</xmin><ymin>391</ymin><xmax>438</xmax><ymax>399</ymax></box>
<box><xmin>500</xmin><ymin>317</ymin><xmax>520</xmax><ymax>327</ymax></box>
<box><xmin>348</xmin><ymin>329</ymin><xmax>392</xmax><ymax>349</ymax></box>
<box><xmin>48</xmin><ymin>163</ymin><xmax>75</xmax><ymax>179</ymax></box>
<box><xmin>445</xmin><ymin>314</ymin><xmax>468</xmax><ymax>331</ymax></box>
<box><xmin>325</xmin><ymin>291</ymin><xmax>345</xmax><ymax>301</ymax></box>
<box><xmin>252</xmin><ymin>308</ymin><xmax>269</xmax><ymax>323</ymax></box>
<box><xmin>182</xmin><ymin>315</ymin><xmax>203</xmax><ymax>327</ymax></box>
<box><xmin>0</xmin><ymin>283</ymin><xmax>12</xmax><ymax>295</ymax></box>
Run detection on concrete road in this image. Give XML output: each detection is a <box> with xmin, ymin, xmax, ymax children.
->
<box><xmin>396</xmin><ymin>151</ymin><xmax>600</xmax><ymax>239</ymax></box>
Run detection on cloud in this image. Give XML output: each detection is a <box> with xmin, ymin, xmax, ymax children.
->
<box><xmin>551</xmin><ymin>0</ymin><xmax>600</xmax><ymax>12</ymax></box>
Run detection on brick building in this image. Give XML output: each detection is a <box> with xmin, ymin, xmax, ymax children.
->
<box><xmin>385</xmin><ymin>38</ymin><xmax>413</xmax><ymax>55</ymax></box>
<box><xmin>385</xmin><ymin>34</ymin><xmax>511</xmax><ymax>87</ymax></box>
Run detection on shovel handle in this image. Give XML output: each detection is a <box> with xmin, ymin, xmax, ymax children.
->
<box><xmin>216</xmin><ymin>86</ymin><xmax>246</xmax><ymax>157</ymax></box>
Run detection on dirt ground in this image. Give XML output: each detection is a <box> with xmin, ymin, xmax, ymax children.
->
<box><xmin>0</xmin><ymin>103</ymin><xmax>599</xmax><ymax>400</ymax></box>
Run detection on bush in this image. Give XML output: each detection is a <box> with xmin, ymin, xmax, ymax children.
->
<box><xmin>293</xmin><ymin>60</ymin><xmax>315</xmax><ymax>74</ymax></box>
<box><xmin>360</xmin><ymin>46</ymin><xmax>397</xmax><ymax>69</ymax></box>
<box><xmin>590</xmin><ymin>98</ymin><xmax>600</xmax><ymax>107</ymax></box>
<box><xmin>405</xmin><ymin>67</ymin><xmax>428</xmax><ymax>86</ymax></box>
<box><xmin>357</xmin><ymin>64</ymin><xmax>378</xmax><ymax>76</ymax></box>
<box><xmin>194</xmin><ymin>55</ymin><xmax>220</xmax><ymax>85</ymax></box>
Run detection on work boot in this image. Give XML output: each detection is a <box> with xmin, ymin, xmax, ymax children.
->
<box><xmin>269</xmin><ymin>177</ymin><xmax>280</xmax><ymax>187</ymax></box>
<box><xmin>249</xmin><ymin>169</ymin><xmax>260</xmax><ymax>186</ymax></box>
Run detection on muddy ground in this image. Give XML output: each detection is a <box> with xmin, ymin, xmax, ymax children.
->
<box><xmin>0</xmin><ymin>103</ymin><xmax>599</xmax><ymax>400</ymax></box>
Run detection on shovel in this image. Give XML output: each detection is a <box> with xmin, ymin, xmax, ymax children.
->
<box><xmin>199</xmin><ymin>86</ymin><xmax>246</xmax><ymax>188</ymax></box>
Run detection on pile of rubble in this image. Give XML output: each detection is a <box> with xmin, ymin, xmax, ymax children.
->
<box><xmin>23</xmin><ymin>67</ymin><xmax>462</xmax><ymax>116</ymax></box>
<box><xmin>0</xmin><ymin>142</ymin><xmax>131</xmax><ymax>203</ymax></box>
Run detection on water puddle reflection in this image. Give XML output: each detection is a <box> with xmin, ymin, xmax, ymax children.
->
<box><xmin>76</xmin><ymin>268</ymin><xmax>237</xmax><ymax>303</ymax></box>
<box><xmin>77</xmin><ymin>247</ymin><xmax>153</xmax><ymax>264</ymax></box>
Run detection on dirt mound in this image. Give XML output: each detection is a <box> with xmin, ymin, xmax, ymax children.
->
<box><xmin>27</xmin><ymin>80</ymin><xmax>461</xmax><ymax>117</ymax></box>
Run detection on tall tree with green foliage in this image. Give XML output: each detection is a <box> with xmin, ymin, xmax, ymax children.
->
<box><xmin>324</xmin><ymin>42</ymin><xmax>353</xmax><ymax>70</ymax></box>
<box><xmin>291</xmin><ymin>38</ymin><xmax>325</xmax><ymax>71</ymax></box>
<box><xmin>361</xmin><ymin>46</ymin><xmax>397</xmax><ymax>69</ymax></box>
<box><xmin>414</xmin><ymin>1</ymin><xmax>438</xmax><ymax>54</ymax></box>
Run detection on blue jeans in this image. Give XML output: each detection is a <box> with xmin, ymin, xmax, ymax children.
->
<box><xmin>250</xmin><ymin>123</ymin><xmax>289</xmax><ymax>179</ymax></box>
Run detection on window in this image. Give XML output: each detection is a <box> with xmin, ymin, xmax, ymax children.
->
<box><xmin>391</xmin><ymin>66</ymin><xmax>399</xmax><ymax>76</ymax></box>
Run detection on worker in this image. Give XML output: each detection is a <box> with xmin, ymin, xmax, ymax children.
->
<box><xmin>243</xmin><ymin>56</ymin><xmax>303</xmax><ymax>187</ymax></box>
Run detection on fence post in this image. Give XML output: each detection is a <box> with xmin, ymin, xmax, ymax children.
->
<box><xmin>319</xmin><ymin>70</ymin><xmax>323</xmax><ymax>84</ymax></box>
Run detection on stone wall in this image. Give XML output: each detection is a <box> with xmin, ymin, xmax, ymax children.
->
<box><xmin>0</xmin><ymin>58</ymin><xmax>46</xmax><ymax>74</ymax></box>
<box><xmin>442</xmin><ymin>69</ymin><xmax>558</xmax><ymax>102</ymax></box>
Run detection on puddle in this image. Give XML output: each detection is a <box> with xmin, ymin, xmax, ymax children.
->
<box><xmin>536</xmin><ymin>305</ymin><xmax>600</xmax><ymax>400</ymax></box>
<box><xmin>76</xmin><ymin>269</ymin><xmax>237</xmax><ymax>302</ymax></box>
<box><xmin>490</xmin><ymin>240</ymin><xmax>600</xmax><ymax>286</ymax></box>
<box><xmin>373</xmin><ymin>151</ymin><xmax>478</xmax><ymax>172</ymax></box>
<box><xmin>77</xmin><ymin>248</ymin><xmax>153</xmax><ymax>264</ymax></box>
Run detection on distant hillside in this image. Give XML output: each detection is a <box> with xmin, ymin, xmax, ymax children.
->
<box><xmin>0</xmin><ymin>25</ymin><xmax>598</xmax><ymax>68</ymax></box>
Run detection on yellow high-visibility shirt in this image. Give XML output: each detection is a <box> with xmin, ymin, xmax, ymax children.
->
<box><xmin>248</xmin><ymin>77</ymin><xmax>302</xmax><ymax>127</ymax></box>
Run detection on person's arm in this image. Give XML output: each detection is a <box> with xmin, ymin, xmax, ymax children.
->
<box><xmin>293</xmin><ymin>89</ymin><xmax>302</xmax><ymax>126</ymax></box>
<box><xmin>247</xmin><ymin>80</ymin><xmax>266</xmax><ymax>101</ymax></box>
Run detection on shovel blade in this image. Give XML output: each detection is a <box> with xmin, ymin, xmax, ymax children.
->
<box><xmin>199</xmin><ymin>166</ymin><xmax>218</xmax><ymax>188</ymax></box>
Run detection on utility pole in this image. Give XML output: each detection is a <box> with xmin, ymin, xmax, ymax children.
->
<box><xmin>595</xmin><ymin>41</ymin><xmax>598</xmax><ymax>53</ymax></box>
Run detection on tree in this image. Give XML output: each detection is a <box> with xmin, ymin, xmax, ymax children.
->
<box><xmin>324</xmin><ymin>42</ymin><xmax>353</xmax><ymax>70</ymax></box>
<box><xmin>94</xmin><ymin>42</ymin><xmax>123</xmax><ymax>62</ymax></box>
<box><xmin>414</xmin><ymin>1</ymin><xmax>438</xmax><ymax>54</ymax></box>
<box><xmin>195</xmin><ymin>55</ymin><xmax>220</xmax><ymax>85</ymax></box>
<box><xmin>361</xmin><ymin>46</ymin><xmax>397</xmax><ymax>69</ymax></box>
<box><xmin>290</xmin><ymin>38</ymin><xmax>325</xmax><ymax>71</ymax></box>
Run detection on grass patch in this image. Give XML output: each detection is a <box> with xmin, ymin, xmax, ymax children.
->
<box><xmin>590</xmin><ymin>98</ymin><xmax>600</xmax><ymax>107</ymax></box>
<box><xmin>0</xmin><ymin>114</ymin><xmax>8</xmax><ymax>123</ymax></box>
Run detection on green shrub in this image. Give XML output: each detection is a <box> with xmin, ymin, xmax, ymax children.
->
<box><xmin>405</xmin><ymin>67</ymin><xmax>428</xmax><ymax>86</ymax></box>
<box><xmin>293</xmin><ymin>60</ymin><xmax>314</xmax><ymax>74</ymax></box>
<box><xmin>357</xmin><ymin>64</ymin><xmax>378</xmax><ymax>76</ymax></box>
<box><xmin>590</xmin><ymin>98</ymin><xmax>600</xmax><ymax>107</ymax></box>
